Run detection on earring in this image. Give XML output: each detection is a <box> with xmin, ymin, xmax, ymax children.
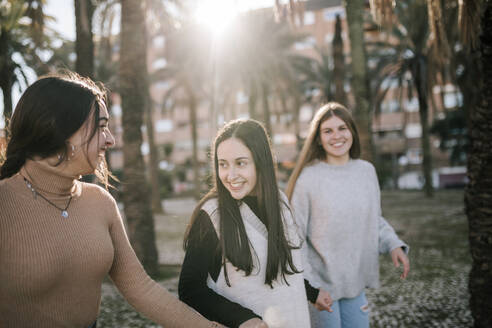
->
<box><xmin>66</xmin><ymin>143</ymin><xmax>76</xmax><ymax>161</ymax></box>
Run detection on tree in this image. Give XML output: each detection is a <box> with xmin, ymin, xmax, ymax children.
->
<box><xmin>344</xmin><ymin>0</ymin><xmax>374</xmax><ymax>162</ymax></box>
<box><xmin>153</xmin><ymin>22</ymin><xmax>211</xmax><ymax>200</ymax></box>
<box><xmin>119</xmin><ymin>0</ymin><xmax>158</xmax><ymax>276</ymax></box>
<box><xmin>75</xmin><ymin>0</ymin><xmax>95</xmax><ymax>78</ymax></box>
<box><xmin>0</xmin><ymin>0</ymin><xmax>47</xmax><ymax>128</ymax></box>
<box><xmin>372</xmin><ymin>0</ymin><xmax>492</xmax><ymax>324</ymax></box>
<box><xmin>368</xmin><ymin>0</ymin><xmax>436</xmax><ymax>197</ymax></box>
<box><xmin>333</xmin><ymin>14</ymin><xmax>347</xmax><ymax>104</ymax></box>
<box><xmin>228</xmin><ymin>10</ymin><xmax>304</xmax><ymax>136</ymax></box>
<box><xmin>463</xmin><ymin>1</ymin><xmax>492</xmax><ymax>326</ymax></box>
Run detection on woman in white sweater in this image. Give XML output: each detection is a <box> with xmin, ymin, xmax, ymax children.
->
<box><xmin>286</xmin><ymin>102</ymin><xmax>410</xmax><ymax>328</ymax></box>
<box><xmin>179</xmin><ymin>119</ymin><xmax>333</xmax><ymax>328</ymax></box>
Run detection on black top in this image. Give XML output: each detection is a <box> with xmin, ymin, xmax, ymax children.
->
<box><xmin>178</xmin><ymin>196</ymin><xmax>319</xmax><ymax>328</ymax></box>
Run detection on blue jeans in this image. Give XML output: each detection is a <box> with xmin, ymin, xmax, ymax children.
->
<box><xmin>309</xmin><ymin>291</ymin><xmax>370</xmax><ymax>328</ymax></box>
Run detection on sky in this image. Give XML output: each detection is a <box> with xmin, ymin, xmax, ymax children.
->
<box><xmin>0</xmin><ymin>0</ymin><xmax>279</xmax><ymax>126</ymax></box>
<box><xmin>45</xmin><ymin>0</ymin><xmax>279</xmax><ymax>41</ymax></box>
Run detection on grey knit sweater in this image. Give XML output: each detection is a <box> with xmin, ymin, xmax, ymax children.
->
<box><xmin>291</xmin><ymin>159</ymin><xmax>408</xmax><ymax>301</ymax></box>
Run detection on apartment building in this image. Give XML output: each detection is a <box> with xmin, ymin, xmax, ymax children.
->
<box><xmin>108</xmin><ymin>0</ymin><xmax>458</xmax><ymax>191</ymax></box>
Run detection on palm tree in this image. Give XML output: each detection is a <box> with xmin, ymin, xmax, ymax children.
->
<box><xmin>333</xmin><ymin>14</ymin><xmax>347</xmax><ymax>104</ymax></box>
<box><xmin>152</xmin><ymin>22</ymin><xmax>211</xmax><ymax>200</ymax></box>
<box><xmin>462</xmin><ymin>2</ymin><xmax>492</xmax><ymax>326</ymax></box>
<box><xmin>344</xmin><ymin>0</ymin><xmax>374</xmax><ymax>162</ymax></box>
<box><xmin>75</xmin><ymin>0</ymin><xmax>95</xmax><ymax>78</ymax></box>
<box><xmin>368</xmin><ymin>0</ymin><xmax>435</xmax><ymax>197</ymax></box>
<box><xmin>371</xmin><ymin>0</ymin><xmax>492</xmax><ymax>324</ymax></box>
<box><xmin>0</xmin><ymin>0</ymin><xmax>47</xmax><ymax>128</ymax></box>
<box><xmin>119</xmin><ymin>0</ymin><xmax>159</xmax><ymax>276</ymax></box>
<box><xmin>228</xmin><ymin>10</ymin><xmax>304</xmax><ymax>136</ymax></box>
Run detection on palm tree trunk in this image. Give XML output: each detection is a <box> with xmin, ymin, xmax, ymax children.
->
<box><xmin>344</xmin><ymin>0</ymin><xmax>374</xmax><ymax>162</ymax></box>
<box><xmin>75</xmin><ymin>0</ymin><xmax>95</xmax><ymax>78</ymax></box>
<box><xmin>186</xmin><ymin>86</ymin><xmax>201</xmax><ymax>200</ymax></box>
<box><xmin>248</xmin><ymin>79</ymin><xmax>258</xmax><ymax>120</ymax></box>
<box><xmin>415</xmin><ymin>66</ymin><xmax>434</xmax><ymax>197</ymax></box>
<box><xmin>466</xmin><ymin>2</ymin><xmax>492</xmax><ymax>326</ymax></box>
<box><xmin>294</xmin><ymin>92</ymin><xmax>303</xmax><ymax>154</ymax></box>
<box><xmin>0</xmin><ymin>80</ymin><xmax>13</xmax><ymax>129</ymax></box>
<box><xmin>145</xmin><ymin>100</ymin><xmax>164</xmax><ymax>213</ymax></box>
<box><xmin>0</xmin><ymin>30</ymin><xmax>14</xmax><ymax>129</ymax></box>
<box><xmin>261</xmin><ymin>82</ymin><xmax>272</xmax><ymax>136</ymax></box>
<box><xmin>119</xmin><ymin>0</ymin><xmax>158</xmax><ymax>276</ymax></box>
<box><xmin>333</xmin><ymin>14</ymin><xmax>346</xmax><ymax>104</ymax></box>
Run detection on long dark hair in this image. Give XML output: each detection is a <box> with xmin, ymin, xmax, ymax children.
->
<box><xmin>286</xmin><ymin>102</ymin><xmax>361</xmax><ymax>200</ymax></box>
<box><xmin>184</xmin><ymin>119</ymin><xmax>300</xmax><ymax>287</ymax></box>
<box><xmin>0</xmin><ymin>72</ymin><xmax>112</xmax><ymax>185</ymax></box>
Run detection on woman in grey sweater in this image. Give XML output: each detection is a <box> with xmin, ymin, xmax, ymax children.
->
<box><xmin>286</xmin><ymin>102</ymin><xmax>410</xmax><ymax>328</ymax></box>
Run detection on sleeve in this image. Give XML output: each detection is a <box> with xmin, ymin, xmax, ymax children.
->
<box><xmin>179</xmin><ymin>210</ymin><xmax>261</xmax><ymax>328</ymax></box>
<box><xmin>290</xmin><ymin>176</ymin><xmax>310</xmax><ymax>243</ymax></box>
<box><xmin>370</xmin><ymin>165</ymin><xmax>410</xmax><ymax>255</ymax></box>
<box><xmin>105</xmin><ymin>198</ymin><xmax>216</xmax><ymax>328</ymax></box>
<box><xmin>304</xmin><ymin>279</ymin><xmax>320</xmax><ymax>303</ymax></box>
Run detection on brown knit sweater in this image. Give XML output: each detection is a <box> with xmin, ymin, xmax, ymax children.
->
<box><xmin>0</xmin><ymin>160</ymin><xmax>215</xmax><ymax>328</ymax></box>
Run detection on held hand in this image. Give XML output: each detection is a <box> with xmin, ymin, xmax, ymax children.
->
<box><xmin>390</xmin><ymin>247</ymin><xmax>410</xmax><ymax>279</ymax></box>
<box><xmin>239</xmin><ymin>318</ymin><xmax>269</xmax><ymax>328</ymax></box>
<box><xmin>314</xmin><ymin>289</ymin><xmax>333</xmax><ymax>312</ymax></box>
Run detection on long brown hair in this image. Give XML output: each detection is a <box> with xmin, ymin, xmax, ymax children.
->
<box><xmin>184</xmin><ymin>119</ymin><xmax>300</xmax><ymax>287</ymax></box>
<box><xmin>286</xmin><ymin>102</ymin><xmax>360</xmax><ymax>200</ymax></box>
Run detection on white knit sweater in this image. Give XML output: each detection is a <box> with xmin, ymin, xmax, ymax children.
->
<box><xmin>202</xmin><ymin>193</ymin><xmax>311</xmax><ymax>328</ymax></box>
<box><xmin>291</xmin><ymin>159</ymin><xmax>408</xmax><ymax>301</ymax></box>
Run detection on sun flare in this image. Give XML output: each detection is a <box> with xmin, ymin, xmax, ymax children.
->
<box><xmin>193</xmin><ymin>0</ymin><xmax>238</xmax><ymax>37</ymax></box>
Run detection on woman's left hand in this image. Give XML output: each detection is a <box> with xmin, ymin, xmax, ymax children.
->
<box><xmin>390</xmin><ymin>247</ymin><xmax>410</xmax><ymax>279</ymax></box>
<box><xmin>314</xmin><ymin>289</ymin><xmax>333</xmax><ymax>312</ymax></box>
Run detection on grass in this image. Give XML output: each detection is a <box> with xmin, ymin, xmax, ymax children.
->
<box><xmin>98</xmin><ymin>189</ymin><xmax>472</xmax><ymax>327</ymax></box>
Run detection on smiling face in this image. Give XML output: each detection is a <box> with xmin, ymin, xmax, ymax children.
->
<box><xmin>217</xmin><ymin>137</ymin><xmax>257</xmax><ymax>200</ymax></box>
<box><xmin>319</xmin><ymin>115</ymin><xmax>353</xmax><ymax>165</ymax></box>
<box><xmin>67</xmin><ymin>103</ymin><xmax>115</xmax><ymax>175</ymax></box>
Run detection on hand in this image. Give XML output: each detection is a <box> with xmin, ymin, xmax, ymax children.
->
<box><xmin>314</xmin><ymin>288</ymin><xmax>333</xmax><ymax>312</ymax></box>
<box><xmin>239</xmin><ymin>318</ymin><xmax>268</xmax><ymax>328</ymax></box>
<box><xmin>390</xmin><ymin>247</ymin><xmax>410</xmax><ymax>279</ymax></box>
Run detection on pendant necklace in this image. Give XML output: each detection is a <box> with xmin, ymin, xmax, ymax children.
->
<box><xmin>23</xmin><ymin>177</ymin><xmax>73</xmax><ymax>218</ymax></box>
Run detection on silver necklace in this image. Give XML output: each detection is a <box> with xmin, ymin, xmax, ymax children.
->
<box><xmin>23</xmin><ymin>177</ymin><xmax>73</xmax><ymax>218</ymax></box>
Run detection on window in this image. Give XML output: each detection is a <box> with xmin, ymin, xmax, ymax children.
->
<box><xmin>236</xmin><ymin>91</ymin><xmax>248</xmax><ymax>105</ymax></box>
<box><xmin>299</xmin><ymin>104</ymin><xmax>313</xmax><ymax>122</ymax></box>
<box><xmin>381</xmin><ymin>100</ymin><xmax>400</xmax><ymax>113</ymax></box>
<box><xmin>404</xmin><ymin>97</ymin><xmax>419</xmax><ymax>112</ymax></box>
<box><xmin>153</xmin><ymin>36</ymin><xmax>166</xmax><ymax>48</ymax></box>
<box><xmin>323</xmin><ymin>7</ymin><xmax>345</xmax><ymax>21</ymax></box>
<box><xmin>155</xmin><ymin>119</ymin><xmax>173</xmax><ymax>133</ymax></box>
<box><xmin>152</xmin><ymin>58</ymin><xmax>167</xmax><ymax>70</ymax></box>
<box><xmin>304</xmin><ymin>11</ymin><xmax>315</xmax><ymax>25</ymax></box>
<box><xmin>111</xmin><ymin>104</ymin><xmax>122</xmax><ymax>117</ymax></box>
<box><xmin>324</xmin><ymin>33</ymin><xmax>334</xmax><ymax>43</ymax></box>
<box><xmin>295</xmin><ymin>36</ymin><xmax>316</xmax><ymax>50</ymax></box>
<box><xmin>405</xmin><ymin>123</ymin><xmax>422</xmax><ymax>138</ymax></box>
<box><xmin>273</xmin><ymin>133</ymin><xmax>296</xmax><ymax>145</ymax></box>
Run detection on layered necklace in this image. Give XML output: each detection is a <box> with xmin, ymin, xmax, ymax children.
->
<box><xmin>23</xmin><ymin>177</ymin><xmax>73</xmax><ymax>218</ymax></box>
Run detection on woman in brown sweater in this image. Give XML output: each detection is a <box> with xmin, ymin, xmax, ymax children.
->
<box><xmin>0</xmin><ymin>73</ymin><xmax>220</xmax><ymax>328</ymax></box>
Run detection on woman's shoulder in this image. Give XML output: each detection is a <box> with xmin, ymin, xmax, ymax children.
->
<box><xmin>200</xmin><ymin>197</ymin><xmax>219</xmax><ymax>216</ymax></box>
<box><xmin>351</xmin><ymin>159</ymin><xmax>377</xmax><ymax>174</ymax></box>
<box><xmin>80</xmin><ymin>181</ymin><xmax>116</xmax><ymax>205</ymax></box>
<box><xmin>297</xmin><ymin>161</ymin><xmax>323</xmax><ymax>181</ymax></box>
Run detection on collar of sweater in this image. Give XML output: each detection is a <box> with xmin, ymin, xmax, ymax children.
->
<box><xmin>19</xmin><ymin>160</ymin><xmax>81</xmax><ymax>198</ymax></box>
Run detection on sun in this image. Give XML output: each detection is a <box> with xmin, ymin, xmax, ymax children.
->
<box><xmin>193</xmin><ymin>0</ymin><xmax>238</xmax><ymax>37</ymax></box>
